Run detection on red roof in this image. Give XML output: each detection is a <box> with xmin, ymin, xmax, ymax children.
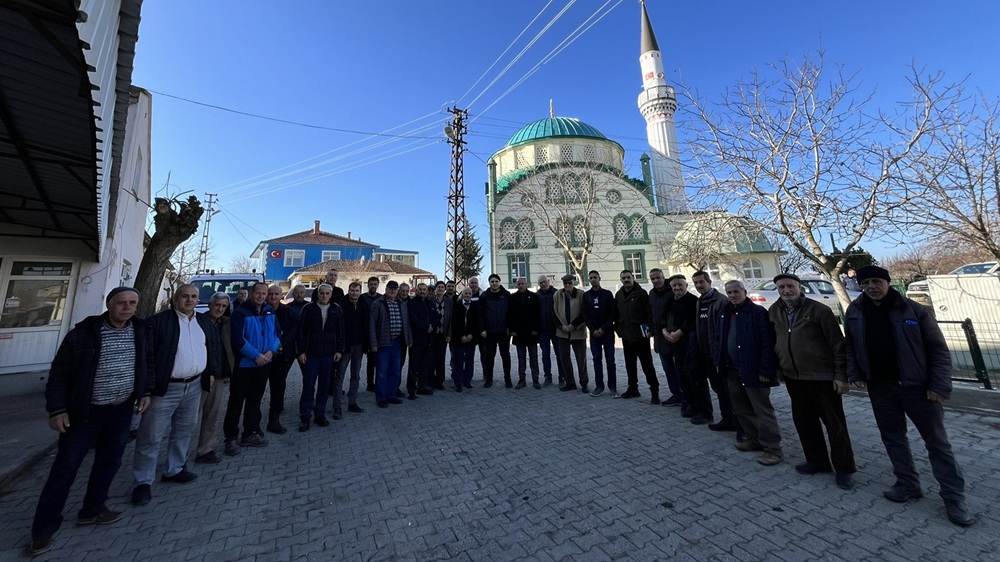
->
<box><xmin>264</xmin><ymin>229</ymin><xmax>377</xmax><ymax>247</ymax></box>
<box><xmin>294</xmin><ymin>259</ymin><xmax>433</xmax><ymax>276</ymax></box>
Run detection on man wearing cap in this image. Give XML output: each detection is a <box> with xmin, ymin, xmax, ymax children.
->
<box><xmin>195</xmin><ymin>292</ymin><xmax>235</xmax><ymax>464</ymax></box>
<box><xmin>554</xmin><ymin>274</ymin><xmax>589</xmax><ymax>392</ymax></box>
<box><xmin>715</xmin><ymin>280</ymin><xmax>783</xmax><ymax>466</ymax></box>
<box><xmin>769</xmin><ymin>273</ymin><xmax>856</xmax><ymax>489</ymax></box>
<box><xmin>844</xmin><ymin>266</ymin><xmax>974</xmax><ymax>526</ymax></box>
<box><xmin>369</xmin><ymin>280</ymin><xmax>412</xmax><ymax>408</ymax></box>
<box><xmin>28</xmin><ymin>287</ymin><xmax>154</xmax><ymax>557</ymax></box>
<box><xmin>131</xmin><ymin>284</ymin><xmax>220</xmax><ymax>507</ymax></box>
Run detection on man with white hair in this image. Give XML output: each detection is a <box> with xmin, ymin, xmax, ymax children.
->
<box><xmin>535</xmin><ymin>275</ymin><xmax>561</xmax><ymax>386</ymax></box>
<box><xmin>195</xmin><ymin>292</ymin><xmax>235</xmax><ymax>464</ymax></box>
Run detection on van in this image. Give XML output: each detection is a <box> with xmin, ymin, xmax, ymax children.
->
<box><xmin>188</xmin><ymin>272</ymin><xmax>265</xmax><ymax>314</ymax></box>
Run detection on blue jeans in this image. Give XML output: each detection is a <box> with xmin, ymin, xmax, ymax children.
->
<box><xmin>133</xmin><ymin>379</ymin><xmax>202</xmax><ymax>485</ymax></box>
<box><xmin>538</xmin><ymin>330</ymin><xmax>558</xmax><ymax>380</ymax></box>
<box><xmin>657</xmin><ymin>351</ymin><xmax>686</xmax><ymax>402</ymax></box>
<box><xmin>300</xmin><ymin>354</ymin><xmax>334</xmax><ymax>419</ymax></box>
<box><xmin>451</xmin><ymin>342</ymin><xmax>476</xmax><ymax>387</ymax></box>
<box><xmin>589</xmin><ymin>331</ymin><xmax>617</xmax><ymax>390</ymax></box>
<box><xmin>32</xmin><ymin>401</ymin><xmax>133</xmax><ymax>537</ymax></box>
<box><xmin>376</xmin><ymin>339</ymin><xmax>402</xmax><ymax>402</ymax></box>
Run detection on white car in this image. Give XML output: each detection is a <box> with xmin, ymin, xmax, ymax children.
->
<box><xmin>748</xmin><ymin>278</ymin><xmax>860</xmax><ymax>315</ymax></box>
<box><xmin>906</xmin><ymin>261</ymin><xmax>998</xmax><ymax>310</ymax></box>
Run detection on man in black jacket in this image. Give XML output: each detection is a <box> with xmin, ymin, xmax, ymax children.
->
<box><xmin>691</xmin><ymin>271</ymin><xmax>739</xmax><ymax>434</ymax></box>
<box><xmin>663</xmin><ymin>275</ymin><xmax>711</xmax><ymax>423</ymax></box>
<box><xmin>311</xmin><ymin>268</ymin><xmax>345</xmax><ymax>303</ymax></box>
<box><xmin>361</xmin><ymin>276</ymin><xmax>381</xmax><ymax>392</ymax></box>
<box><xmin>406</xmin><ymin>283</ymin><xmax>436</xmax><ymax>398</ymax></box>
<box><xmin>584</xmin><ymin>271</ymin><xmax>616</xmax><ymax>397</ymax></box>
<box><xmin>131</xmin><ymin>284</ymin><xmax>219</xmax><ymax>507</ymax></box>
<box><xmin>508</xmin><ymin>277</ymin><xmax>541</xmax><ymax>389</ymax></box>
<box><xmin>478</xmin><ymin>274</ymin><xmax>512</xmax><ymax>388</ymax></box>
<box><xmin>29</xmin><ymin>287</ymin><xmax>154</xmax><ymax>557</ymax></box>
<box><xmin>333</xmin><ymin>282</ymin><xmax>367</xmax><ymax>416</ymax></box>
<box><xmin>195</xmin><ymin>292</ymin><xmax>235</xmax><ymax>464</ymax></box>
<box><xmin>266</xmin><ymin>285</ymin><xmax>298</xmax><ymax>435</ymax></box>
<box><xmin>296</xmin><ymin>284</ymin><xmax>344</xmax><ymax>431</ymax></box>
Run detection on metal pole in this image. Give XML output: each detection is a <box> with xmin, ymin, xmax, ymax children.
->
<box><xmin>444</xmin><ymin>107</ymin><xmax>468</xmax><ymax>283</ymax></box>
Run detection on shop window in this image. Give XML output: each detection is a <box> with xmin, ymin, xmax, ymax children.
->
<box><xmin>1</xmin><ymin>261</ymin><xmax>72</xmax><ymax>329</ymax></box>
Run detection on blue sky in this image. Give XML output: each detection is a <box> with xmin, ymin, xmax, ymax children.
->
<box><xmin>131</xmin><ymin>0</ymin><xmax>1000</xmax><ymax>278</ymax></box>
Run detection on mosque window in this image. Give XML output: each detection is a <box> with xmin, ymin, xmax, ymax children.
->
<box><xmin>560</xmin><ymin>144</ymin><xmax>574</xmax><ymax>162</ymax></box>
<box><xmin>583</xmin><ymin>145</ymin><xmax>597</xmax><ymax>163</ymax></box>
<box><xmin>534</xmin><ymin>145</ymin><xmax>549</xmax><ymax>165</ymax></box>
<box><xmin>556</xmin><ymin>217</ymin><xmax>571</xmax><ymax>243</ymax></box>
<box><xmin>515</xmin><ymin>150</ymin><xmax>528</xmax><ymax>169</ymax></box>
<box><xmin>606</xmin><ymin>190</ymin><xmax>622</xmax><ymax>204</ymax></box>
<box><xmin>613</xmin><ymin>214</ymin><xmax>650</xmax><ymax>245</ymax></box>
<box><xmin>614</xmin><ymin>216</ymin><xmax>629</xmax><ymax>243</ymax></box>
<box><xmin>499</xmin><ymin>219</ymin><xmax>517</xmax><ymax>248</ymax></box>
<box><xmin>573</xmin><ymin>216</ymin><xmax>588</xmax><ymax>245</ymax></box>
<box><xmin>516</xmin><ymin>219</ymin><xmax>536</xmax><ymax>248</ymax></box>
<box><xmin>622</xmin><ymin>251</ymin><xmax>646</xmax><ymax>280</ymax></box>
<box><xmin>742</xmin><ymin>259</ymin><xmax>764</xmax><ymax>281</ymax></box>
<box><xmin>507</xmin><ymin>253</ymin><xmax>530</xmax><ymax>288</ymax></box>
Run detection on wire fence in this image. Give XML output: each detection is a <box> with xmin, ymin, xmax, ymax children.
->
<box><xmin>938</xmin><ymin>319</ymin><xmax>1000</xmax><ymax>390</ymax></box>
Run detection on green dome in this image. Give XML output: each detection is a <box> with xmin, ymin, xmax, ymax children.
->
<box><xmin>504</xmin><ymin>116</ymin><xmax>608</xmax><ymax>147</ymax></box>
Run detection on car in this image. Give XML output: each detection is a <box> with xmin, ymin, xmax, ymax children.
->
<box><xmin>188</xmin><ymin>272</ymin><xmax>265</xmax><ymax>314</ymax></box>
<box><xmin>906</xmin><ymin>261</ymin><xmax>998</xmax><ymax>311</ymax></box>
<box><xmin>747</xmin><ymin>277</ymin><xmax>860</xmax><ymax>315</ymax></box>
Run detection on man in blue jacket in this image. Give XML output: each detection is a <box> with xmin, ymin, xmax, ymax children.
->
<box><xmin>845</xmin><ymin>266</ymin><xmax>974</xmax><ymax>527</ymax></box>
<box><xmin>715</xmin><ymin>280</ymin><xmax>783</xmax><ymax>466</ymax></box>
<box><xmin>223</xmin><ymin>282</ymin><xmax>280</xmax><ymax>455</ymax></box>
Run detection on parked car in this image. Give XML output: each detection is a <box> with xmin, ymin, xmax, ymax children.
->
<box><xmin>188</xmin><ymin>272</ymin><xmax>265</xmax><ymax>314</ymax></box>
<box><xmin>747</xmin><ymin>278</ymin><xmax>860</xmax><ymax>315</ymax></box>
<box><xmin>906</xmin><ymin>261</ymin><xmax>999</xmax><ymax>311</ymax></box>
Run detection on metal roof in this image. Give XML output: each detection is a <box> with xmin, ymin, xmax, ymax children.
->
<box><xmin>0</xmin><ymin>0</ymin><xmax>100</xmax><ymax>251</ymax></box>
<box><xmin>640</xmin><ymin>0</ymin><xmax>660</xmax><ymax>54</ymax></box>
<box><xmin>503</xmin><ymin>116</ymin><xmax>608</xmax><ymax>147</ymax></box>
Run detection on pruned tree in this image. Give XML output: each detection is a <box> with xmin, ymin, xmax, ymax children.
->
<box><xmin>134</xmin><ymin>195</ymin><xmax>204</xmax><ymax>318</ymax></box>
<box><xmin>683</xmin><ymin>52</ymin><xmax>956</xmax><ymax>308</ymax></box>
<box><xmin>903</xmin><ymin>91</ymin><xmax>1000</xmax><ymax>261</ymax></box>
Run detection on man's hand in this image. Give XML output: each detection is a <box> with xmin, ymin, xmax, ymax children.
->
<box><xmin>758</xmin><ymin>375</ymin><xmax>769</xmax><ymax>383</ymax></box>
<box><xmin>593</xmin><ymin>328</ymin><xmax>603</xmax><ymax>337</ymax></box>
<box><xmin>334</xmin><ymin>352</ymin><xmax>342</xmax><ymax>362</ymax></box>
<box><xmin>298</xmin><ymin>353</ymin><xmax>307</xmax><ymax>365</ymax></box>
<box><xmin>263</xmin><ymin>351</ymin><xmax>273</xmax><ymax>362</ymax></box>
<box><xmin>852</xmin><ymin>380</ymin><xmax>867</xmax><ymax>390</ymax></box>
<box><xmin>49</xmin><ymin>413</ymin><xmax>70</xmax><ymax>433</ymax></box>
<box><xmin>928</xmin><ymin>390</ymin><xmax>947</xmax><ymax>402</ymax></box>
<box><xmin>255</xmin><ymin>354</ymin><xmax>268</xmax><ymax>366</ymax></box>
<box><xmin>480</xmin><ymin>331</ymin><xmax>487</xmax><ymax>339</ymax></box>
<box><xmin>137</xmin><ymin>396</ymin><xmax>151</xmax><ymax>413</ymax></box>
<box><xmin>833</xmin><ymin>380</ymin><xmax>849</xmax><ymax>395</ymax></box>
<box><xmin>509</xmin><ymin>331</ymin><xmax>518</xmax><ymax>337</ymax></box>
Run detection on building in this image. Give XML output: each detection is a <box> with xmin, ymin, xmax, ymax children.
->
<box><xmin>288</xmin><ymin>260</ymin><xmax>436</xmax><ymax>293</ymax></box>
<box><xmin>0</xmin><ymin>1</ymin><xmax>149</xmax><ymax>375</ymax></box>
<box><xmin>485</xmin><ymin>3</ymin><xmax>780</xmax><ymax>290</ymax></box>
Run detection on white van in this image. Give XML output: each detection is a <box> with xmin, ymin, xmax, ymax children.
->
<box><xmin>188</xmin><ymin>272</ymin><xmax>265</xmax><ymax>314</ymax></box>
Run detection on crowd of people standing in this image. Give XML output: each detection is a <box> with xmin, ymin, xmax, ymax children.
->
<box><xmin>25</xmin><ymin>265</ymin><xmax>975</xmax><ymax>556</ymax></box>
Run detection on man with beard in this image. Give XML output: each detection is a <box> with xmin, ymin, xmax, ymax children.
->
<box><xmin>615</xmin><ymin>270</ymin><xmax>659</xmax><ymax>403</ymax></box>
<box><xmin>361</xmin><ymin>276</ymin><xmax>381</xmax><ymax>392</ymax></box>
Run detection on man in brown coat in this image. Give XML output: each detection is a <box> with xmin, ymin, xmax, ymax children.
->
<box><xmin>554</xmin><ymin>274</ymin><xmax>588</xmax><ymax>392</ymax></box>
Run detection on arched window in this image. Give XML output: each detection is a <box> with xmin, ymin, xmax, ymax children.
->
<box><xmin>742</xmin><ymin>258</ymin><xmax>764</xmax><ymax>280</ymax></box>
<box><xmin>499</xmin><ymin>218</ymin><xmax>517</xmax><ymax>249</ymax></box>
<box><xmin>629</xmin><ymin>214</ymin><xmax>645</xmax><ymax>241</ymax></box>
<box><xmin>614</xmin><ymin>216</ymin><xmax>629</xmax><ymax>243</ymax></box>
<box><xmin>516</xmin><ymin>219</ymin><xmax>535</xmax><ymax>248</ymax></box>
<box><xmin>573</xmin><ymin>216</ymin><xmax>587</xmax><ymax>246</ymax></box>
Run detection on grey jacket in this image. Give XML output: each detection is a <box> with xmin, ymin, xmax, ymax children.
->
<box><xmin>368</xmin><ymin>296</ymin><xmax>413</xmax><ymax>349</ymax></box>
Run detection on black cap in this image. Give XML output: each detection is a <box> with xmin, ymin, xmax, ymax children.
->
<box><xmin>856</xmin><ymin>266</ymin><xmax>890</xmax><ymax>283</ymax></box>
<box><xmin>772</xmin><ymin>273</ymin><xmax>800</xmax><ymax>284</ymax></box>
<box><xmin>105</xmin><ymin>286</ymin><xmax>140</xmax><ymax>305</ymax></box>
<box><xmin>561</xmin><ymin>274</ymin><xmax>575</xmax><ymax>283</ymax></box>
<box><xmin>385</xmin><ymin>280</ymin><xmax>399</xmax><ymax>289</ymax></box>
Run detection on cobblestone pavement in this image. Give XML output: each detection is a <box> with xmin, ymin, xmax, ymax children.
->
<box><xmin>2</xmin><ymin>349</ymin><xmax>998</xmax><ymax>561</ymax></box>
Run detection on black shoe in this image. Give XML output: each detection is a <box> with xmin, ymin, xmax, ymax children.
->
<box><xmin>416</xmin><ymin>387</ymin><xmax>434</xmax><ymax>396</ymax></box>
<box><xmin>505</xmin><ymin>379</ymin><xmax>513</xmax><ymax>389</ymax></box>
<box><xmin>680</xmin><ymin>409</ymin><xmax>695</xmax><ymax>418</ymax></box>
<box><xmin>708</xmin><ymin>420</ymin><xmax>737</xmax><ymax>432</ymax></box>
<box><xmin>543</xmin><ymin>377</ymin><xmax>553</xmax><ymax>387</ymax></box>
<box><xmin>240</xmin><ymin>433</ymin><xmax>268</xmax><ymax>447</ymax></box>
<box><xmin>650</xmin><ymin>396</ymin><xmax>661</xmax><ymax>405</ymax></box>
<box><xmin>314</xmin><ymin>416</ymin><xmax>330</xmax><ymax>427</ymax></box>
<box><xmin>77</xmin><ymin>507</ymin><xmax>123</xmax><ymax>526</ymax></box>
<box><xmin>366</xmin><ymin>384</ymin><xmax>375</xmax><ymax>393</ymax></box>
<box><xmin>407</xmin><ymin>393</ymin><xmax>417</xmax><ymax>400</ymax></box>
<box><xmin>690</xmin><ymin>415</ymin><xmax>712</xmax><ymax>425</ymax></box>
<box><xmin>224</xmin><ymin>439</ymin><xmax>241</xmax><ymax>456</ymax></box>
<box><xmin>884</xmin><ymin>483</ymin><xmax>923</xmax><ymax>503</ymax></box>
<box><xmin>348</xmin><ymin>403</ymin><xmax>364</xmax><ymax>413</ymax></box>
<box><xmin>298</xmin><ymin>419</ymin><xmax>310</xmax><ymax>432</ymax></box>
<box><xmin>195</xmin><ymin>451</ymin><xmax>222</xmax><ymax>464</ymax></box>
<box><xmin>463</xmin><ymin>382</ymin><xmax>474</xmax><ymax>389</ymax></box>
<box><xmin>483</xmin><ymin>380</ymin><xmax>493</xmax><ymax>388</ymax></box>
<box><xmin>396</xmin><ymin>389</ymin><xmax>406</xmax><ymax>398</ymax></box>
<box><xmin>836</xmin><ymin>473</ymin><xmax>856</xmax><ymax>490</ymax></box>
<box><xmin>533</xmin><ymin>381</ymin><xmax>542</xmax><ymax>389</ymax></box>
<box><xmin>944</xmin><ymin>499</ymin><xmax>976</xmax><ymax>527</ymax></box>
<box><xmin>266</xmin><ymin>420</ymin><xmax>287</xmax><ymax>435</ymax></box>
<box><xmin>161</xmin><ymin>468</ymin><xmax>198</xmax><ymax>484</ymax></box>
<box><xmin>580</xmin><ymin>385</ymin><xmax>589</xmax><ymax>394</ymax></box>
<box><xmin>376</xmin><ymin>401</ymin><xmax>388</xmax><ymax>408</ymax></box>
<box><xmin>560</xmin><ymin>384</ymin><xmax>578</xmax><ymax>392</ymax></box>
<box><xmin>455</xmin><ymin>385</ymin><xmax>463</xmax><ymax>392</ymax></box>
<box><xmin>620</xmin><ymin>389</ymin><xmax>640</xmax><ymax>399</ymax></box>
<box><xmin>331</xmin><ymin>409</ymin><xmax>343</xmax><ymax>421</ymax></box>
<box><xmin>514</xmin><ymin>381</ymin><xmax>526</xmax><ymax>389</ymax></box>
<box><xmin>663</xmin><ymin>395</ymin><xmax>683</xmax><ymax>406</ymax></box>
<box><xmin>795</xmin><ymin>462</ymin><xmax>833</xmax><ymax>475</ymax></box>
<box><xmin>387</xmin><ymin>398</ymin><xmax>403</xmax><ymax>405</ymax></box>
<box><xmin>27</xmin><ymin>534</ymin><xmax>53</xmax><ymax>557</ymax></box>
<box><xmin>131</xmin><ymin>484</ymin><xmax>151</xmax><ymax>506</ymax></box>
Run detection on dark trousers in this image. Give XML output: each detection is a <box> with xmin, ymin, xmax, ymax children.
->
<box><xmin>267</xmin><ymin>353</ymin><xmax>293</xmax><ymax>421</ymax></box>
<box><xmin>366</xmin><ymin>349</ymin><xmax>377</xmax><ymax>388</ymax></box>
<box><xmin>727</xmin><ymin>369</ymin><xmax>782</xmax><ymax>455</ymax></box>
<box><xmin>538</xmin><ymin>330</ymin><xmax>561</xmax><ymax>381</ymax></box>
<box><xmin>482</xmin><ymin>332</ymin><xmax>512</xmax><ymax>382</ymax></box>
<box><xmin>224</xmin><ymin>364</ymin><xmax>270</xmax><ymax>440</ymax></box>
<box><xmin>32</xmin><ymin>401</ymin><xmax>132</xmax><ymax>537</ymax></box>
<box><xmin>785</xmin><ymin>379</ymin><xmax>856</xmax><ymax>473</ymax></box>
<box><xmin>622</xmin><ymin>339</ymin><xmax>659</xmax><ymax>394</ymax></box>
<box><xmin>589</xmin><ymin>330</ymin><xmax>616</xmax><ymax>390</ymax></box>
<box><xmin>300</xmin><ymin>354</ymin><xmax>333</xmax><ymax>419</ymax></box>
<box><xmin>430</xmin><ymin>336</ymin><xmax>448</xmax><ymax>388</ymax></box>
<box><xmin>406</xmin><ymin>342</ymin><xmax>432</xmax><ymax>394</ymax></box>
<box><xmin>867</xmin><ymin>381</ymin><xmax>965</xmax><ymax>500</ymax></box>
<box><xmin>515</xmin><ymin>343</ymin><xmax>539</xmax><ymax>382</ymax></box>
<box><xmin>674</xmin><ymin>345</ymin><xmax>712</xmax><ymax>417</ymax></box>
<box><xmin>451</xmin><ymin>342</ymin><xmax>476</xmax><ymax>387</ymax></box>
<box><xmin>557</xmin><ymin>337</ymin><xmax>589</xmax><ymax>387</ymax></box>
<box><xmin>697</xmin><ymin>352</ymin><xmax>736</xmax><ymax>425</ymax></box>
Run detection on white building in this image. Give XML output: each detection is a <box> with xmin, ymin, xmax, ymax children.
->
<box><xmin>0</xmin><ymin>1</ymin><xmax>150</xmax><ymax>374</ymax></box>
<box><xmin>486</xmin><ymin>3</ymin><xmax>781</xmax><ymax>289</ymax></box>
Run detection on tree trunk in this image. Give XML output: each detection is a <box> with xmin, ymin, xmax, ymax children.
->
<box><xmin>134</xmin><ymin>196</ymin><xmax>204</xmax><ymax>318</ymax></box>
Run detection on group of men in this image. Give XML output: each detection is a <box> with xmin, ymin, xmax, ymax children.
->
<box><xmin>26</xmin><ymin>264</ymin><xmax>974</xmax><ymax>555</ymax></box>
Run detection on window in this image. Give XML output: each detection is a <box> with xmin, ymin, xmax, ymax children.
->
<box><xmin>120</xmin><ymin>259</ymin><xmax>133</xmax><ymax>286</ymax></box>
<box><xmin>583</xmin><ymin>144</ymin><xmax>597</xmax><ymax>163</ymax></box>
<box><xmin>705</xmin><ymin>263</ymin><xmax>721</xmax><ymax>281</ymax></box>
<box><xmin>1</xmin><ymin>261</ymin><xmax>72</xmax><ymax>329</ymax></box>
<box><xmin>500</xmin><ymin>218</ymin><xmax>536</xmax><ymax>249</ymax></box>
<box><xmin>606</xmin><ymin>190</ymin><xmax>622</xmax><ymax>204</ymax></box>
<box><xmin>573</xmin><ymin>216</ymin><xmax>587</xmax><ymax>246</ymax></box>
<box><xmin>560</xmin><ymin>144</ymin><xmax>574</xmax><ymax>162</ymax></box>
<box><xmin>814</xmin><ymin>280</ymin><xmax>835</xmax><ymax>295</ymax></box>
<box><xmin>613</xmin><ymin>214</ymin><xmax>649</xmax><ymax>245</ymax></box>
<box><xmin>515</xmin><ymin>150</ymin><xmax>528</xmax><ymax>169</ymax></box>
<box><xmin>534</xmin><ymin>145</ymin><xmax>549</xmax><ymax>165</ymax></box>
<box><xmin>321</xmin><ymin>250</ymin><xmax>341</xmax><ymax>262</ymax></box>
<box><xmin>629</xmin><ymin>215</ymin><xmax>645</xmax><ymax>241</ymax></box>
<box><xmin>742</xmin><ymin>259</ymin><xmax>764</xmax><ymax>280</ymax></box>
<box><xmin>507</xmin><ymin>253</ymin><xmax>530</xmax><ymax>288</ymax></box>
<box><xmin>565</xmin><ymin>251</ymin><xmax>585</xmax><ymax>279</ymax></box>
<box><xmin>614</xmin><ymin>216</ymin><xmax>629</xmax><ymax>242</ymax></box>
<box><xmin>284</xmin><ymin>250</ymin><xmax>305</xmax><ymax>268</ymax></box>
<box><xmin>622</xmin><ymin>251</ymin><xmax>646</xmax><ymax>280</ymax></box>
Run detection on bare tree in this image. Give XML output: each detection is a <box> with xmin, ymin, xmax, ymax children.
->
<box><xmin>660</xmin><ymin>211</ymin><xmax>756</xmax><ymax>273</ymax></box>
<box><xmin>683</xmin><ymin>52</ymin><xmax>956</xmax><ymax>308</ymax></box>
<box><xmin>903</xmin><ymin>92</ymin><xmax>1000</xmax><ymax>261</ymax></box>
<box><xmin>134</xmin><ymin>195</ymin><xmax>204</xmax><ymax>318</ymax></box>
<box><xmin>765</xmin><ymin>232</ymin><xmax>816</xmax><ymax>275</ymax></box>
<box><xmin>227</xmin><ymin>254</ymin><xmax>257</xmax><ymax>273</ymax></box>
<box><xmin>883</xmin><ymin>237</ymin><xmax>996</xmax><ymax>286</ymax></box>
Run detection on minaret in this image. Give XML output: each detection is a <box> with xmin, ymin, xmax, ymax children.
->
<box><xmin>637</xmin><ymin>1</ymin><xmax>686</xmax><ymax>213</ymax></box>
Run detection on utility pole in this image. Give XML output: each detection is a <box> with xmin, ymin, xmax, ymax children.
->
<box><xmin>444</xmin><ymin>107</ymin><xmax>468</xmax><ymax>283</ymax></box>
<box><xmin>198</xmin><ymin>193</ymin><xmax>219</xmax><ymax>272</ymax></box>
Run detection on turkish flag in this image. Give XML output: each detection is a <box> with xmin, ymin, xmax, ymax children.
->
<box><xmin>645</xmin><ymin>71</ymin><xmax>654</xmax><ymax>80</ymax></box>
<box><xmin>269</xmin><ymin>249</ymin><xmax>282</xmax><ymax>258</ymax></box>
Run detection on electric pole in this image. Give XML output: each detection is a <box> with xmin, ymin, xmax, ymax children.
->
<box><xmin>198</xmin><ymin>193</ymin><xmax>219</xmax><ymax>272</ymax></box>
<box><xmin>444</xmin><ymin>107</ymin><xmax>468</xmax><ymax>283</ymax></box>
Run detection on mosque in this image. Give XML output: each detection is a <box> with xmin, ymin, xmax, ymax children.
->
<box><xmin>486</xmin><ymin>2</ymin><xmax>781</xmax><ymax>288</ymax></box>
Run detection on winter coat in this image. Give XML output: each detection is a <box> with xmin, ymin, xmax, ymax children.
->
<box><xmin>693</xmin><ymin>288</ymin><xmax>727</xmax><ymax>359</ymax></box>
<box><xmin>583</xmin><ymin>287</ymin><xmax>615</xmax><ymax>334</ymax></box>
<box><xmin>844</xmin><ymin>288</ymin><xmax>953</xmax><ymax>398</ymax></box>
<box><xmin>230</xmin><ymin>300</ymin><xmax>281</xmax><ymax>368</ymax></box>
<box><xmin>369</xmin><ymin>297</ymin><xmax>413</xmax><ymax>349</ymax></box>
<box><xmin>714</xmin><ymin>299</ymin><xmax>778</xmax><ymax>388</ymax></box>
<box><xmin>553</xmin><ymin>288</ymin><xmax>587</xmax><ymax>340</ymax></box>
<box><xmin>297</xmin><ymin>301</ymin><xmax>345</xmax><ymax>357</ymax></box>
<box><xmin>615</xmin><ymin>285</ymin><xmax>652</xmax><ymax>342</ymax></box>
<box><xmin>451</xmin><ymin>299</ymin><xmax>479</xmax><ymax>343</ymax></box>
<box><xmin>148</xmin><ymin>309</ymin><xmax>220</xmax><ymax>394</ymax></box>
<box><xmin>769</xmin><ymin>295</ymin><xmax>846</xmax><ymax>382</ymax></box>
<box><xmin>340</xmin><ymin>298</ymin><xmax>369</xmax><ymax>348</ymax></box>
<box><xmin>409</xmin><ymin>296</ymin><xmax>433</xmax><ymax>346</ymax></box>
<box><xmin>649</xmin><ymin>285</ymin><xmax>674</xmax><ymax>353</ymax></box>
<box><xmin>273</xmin><ymin>303</ymin><xmax>299</xmax><ymax>356</ymax></box>
<box><xmin>536</xmin><ymin>285</ymin><xmax>558</xmax><ymax>332</ymax></box>
<box><xmin>478</xmin><ymin>287</ymin><xmax>511</xmax><ymax>334</ymax></box>
<box><xmin>507</xmin><ymin>290</ymin><xmax>540</xmax><ymax>346</ymax></box>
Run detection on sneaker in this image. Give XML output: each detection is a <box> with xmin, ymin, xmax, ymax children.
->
<box><xmin>580</xmin><ymin>385</ymin><xmax>589</xmax><ymax>394</ymax></box>
<box><xmin>298</xmin><ymin>419</ymin><xmax>310</xmax><ymax>432</ymax></box>
<box><xmin>224</xmin><ymin>439</ymin><xmax>241</xmax><ymax>456</ymax></box>
<box><xmin>505</xmin><ymin>379</ymin><xmax>514</xmax><ymax>389</ymax></box>
<box><xmin>348</xmin><ymin>403</ymin><xmax>364</xmax><ymax>413</ymax></box>
<box><xmin>483</xmin><ymin>380</ymin><xmax>493</xmax><ymax>388</ymax></box>
<box><xmin>883</xmin><ymin>482</ymin><xmax>923</xmax><ymax>503</ymax></box>
<box><xmin>266</xmin><ymin>420</ymin><xmax>287</xmax><ymax>435</ymax></box>
<box><xmin>161</xmin><ymin>468</ymin><xmax>198</xmax><ymax>484</ymax></box>
<box><xmin>944</xmin><ymin>499</ymin><xmax>976</xmax><ymax>527</ymax></box>
<box><xmin>240</xmin><ymin>433</ymin><xmax>268</xmax><ymax>448</ymax></box>
<box><xmin>662</xmin><ymin>395</ymin><xmax>682</xmax><ymax>406</ymax></box>
<box><xmin>463</xmin><ymin>382</ymin><xmax>473</xmax><ymax>389</ymax></box>
<box><xmin>331</xmin><ymin>409</ymin><xmax>343</xmax><ymax>421</ymax></box>
<box><xmin>690</xmin><ymin>415</ymin><xmax>712</xmax><ymax>425</ymax></box>
<box><xmin>454</xmin><ymin>385</ymin><xmax>463</xmax><ymax>392</ymax></box>
<box><xmin>514</xmin><ymin>381</ymin><xmax>526</xmax><ymax>390</ymax></box>
<box><xmin>836</xmin><ymin>473</ymin><xmax>856</xmax><ymax>490</ymax></box>
<box><xmin>407</xmin><ymin>393</ymin><xmax>417</xmax><ymax>401</ymax></box>
<box><xmin>735</xmin><ymin>440</ymin><xmax>764</xmax><ymax>452</ymax></box>
<box><xmin>620</xmin><ymin>389</ymin><xmax>640</xmax><ymax>399</ymax></box>
<box><xmin>130</xmin><ymin>484</ymin><xmax>151</xmax><ymax>506</ymax></box>
<box><xmin>609</xmin><ymin>390</ymin><xmax>622</xmax><ymax>399</ymax></box>
<box><xmin>387</xmin><ymin>397</ymin><xmax>403</xmax><ymax>405</ymax></box>
<box><xmin>416</xmin><ymin>387</ymin><xmax>434</xmax><ymax>396</ymax></box>
<box><xmin>77</xmin><ymin>507</ymin><xmax>123</xmax><ymax>526</ymax></box>
<box><xmin>795</xmin><ymin>462</ymin><xmax>833</xmax><ymax>475</ymax></box>
<box><xmin>757</xmin><ymin>452</ymin><xmax>784</xmax><ymax>466</ymax></box>
<box><xmin>27</xmin><ymin>534</ymin><xmax>53</xmax><ymax>557</ymax></box>
<box><xmin>590</xmin><ymin>387</ymin><xmax>604</xmax><ymax>397</ymax></box>
<box><xmin>532</xmin><ymin>381</ymin><xmax>542</xmax><ymax>389</ymax></box>
<box><xmin>195</xmin><ymin>451</ymin><xmax>221</xmax><ymax>464</ymax></box>
<box><xmin>314</xmin><ymin>416</ymin><xmax>330</xmax><ymax>427</ymax></box>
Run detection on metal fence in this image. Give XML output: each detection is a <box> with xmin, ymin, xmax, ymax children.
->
<box><xmin>938</xmin><ymin>319</ymin><xmax>1000</xmax><ymax>390</ymax></box>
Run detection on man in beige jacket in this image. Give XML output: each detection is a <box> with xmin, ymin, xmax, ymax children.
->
<box><xmin>554</xmin><ymin>274</ymin><xmax>588</xmax><ymax>393</ymax></box>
